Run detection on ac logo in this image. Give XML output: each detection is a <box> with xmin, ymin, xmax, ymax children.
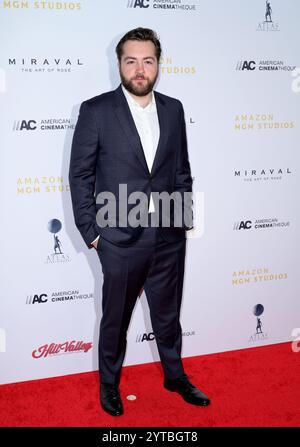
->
<box><xmin>13</xmin><ymin>120</ymin><xmax>37</xmax><ymax>131</ymax></box>
<box><xmin>26</xmin><ymin>294</ymin><xmax>48</xmax><ymax>304</ymax></box>
<box><xmin>127</xmin><ymin>0</ymin><xmax>149</xmax><ymax>8</ymax></box>
<box><xmin>136</xmin><ymin>332</ymin><xmax>155</xmax><ymax>342</ymax></box>
<box><xmin>233</xmin><ymin>220</ymin><xmax>252</xmax><ymax>230</ymax></box>
<box><xmin>236</xmin><ymin>61</ymin><xmax>256</xmax><ymax>71</ymax></box>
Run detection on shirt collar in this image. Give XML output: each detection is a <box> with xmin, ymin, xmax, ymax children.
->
<box><xmin>121</xmin><ymin>84</ymin><xmax>156</xmax><ymax>112</ymax></box>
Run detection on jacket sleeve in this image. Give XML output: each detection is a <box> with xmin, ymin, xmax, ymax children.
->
<box><xmin>174</xmin><ymin>103</ymin><xmax>194</xmax><ymax>230</ymax></box>
<box><xmin>69</xmin><ymin>101</ymin><xmax>100</xmax><ymax>247</ymax></box>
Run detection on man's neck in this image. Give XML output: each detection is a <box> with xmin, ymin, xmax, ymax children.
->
<box><xmin>124</xmin><ymin>87</ymin><xmax>153</xmax><ymax>109</ymax></box>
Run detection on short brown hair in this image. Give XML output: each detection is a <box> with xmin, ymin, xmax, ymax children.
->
<box><xmin>116</xmin><ymin>27</ymin><xmax>162</xmax><ymax>62</ymax></box>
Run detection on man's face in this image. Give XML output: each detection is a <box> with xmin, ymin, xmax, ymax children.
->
<box><xmin>119</xmin><ymin>40</ymin><xmax>159</xmax><ymax>97</ymax></box>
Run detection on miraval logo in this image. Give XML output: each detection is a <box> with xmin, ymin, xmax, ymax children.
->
<box><xmin>234</xmin><ymin>168</ymin><xmax>291</xmax><ymax>182</ymax></box>
<box><xmin>32</xmin><ymin>340</ymin><xmax>93</xmax><ymax>359</ymax></box>
<box><xmin>233</xmin><ymin>218</ymin><xmax>290</xmax><ymax>231</ymax></box>
<box><xmin>256</xmin><ymin>1</ymin><xmax>280</xmax><ymax>32</ymax></box>
<box><xmin>8</xmin><ymin>57</ymin><xmax>83</xmax><ymax>73</ymax></box>
<box><xmin>249</xmin><ymin>304</ymin><xmax>268</xmax><ymax>343</ymax></box>
<box><xmin>13</xmin><ymin>118</ymin><xmax>74</xmax><ymax>131</ymax></box>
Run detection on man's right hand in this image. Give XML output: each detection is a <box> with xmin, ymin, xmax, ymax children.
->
<box><xmin>91</xmin><ymin>235</ymin><xmax>100</xmax><ymax>249</ymax></box>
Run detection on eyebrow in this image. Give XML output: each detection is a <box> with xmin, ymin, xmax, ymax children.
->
<box><xmin>123</xmin><ymin>56</ymin><xmax>156</xmax><ymax>61</ymax></box>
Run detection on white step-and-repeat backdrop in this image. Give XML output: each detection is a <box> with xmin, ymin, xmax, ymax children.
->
<box><xmin>1</xmin><ymin>0</ymin><xmax>300</xmax><ymax>384</ymax></box>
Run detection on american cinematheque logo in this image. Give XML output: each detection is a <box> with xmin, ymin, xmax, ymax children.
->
<box><xmin>135</xmin><ymin>329</ymin><xmax>195</xmax><ymax>342</ymax></box>
<box><xmin>32</xmin><ymin>340</ymin><xmax>93</xmax><ymax>358</ymax></box>
<box><xmin>25</xmin><ymin>290</ymin><xmax>94</xmax><ymax>305</ymax></box>
<box><xmin>235</xmin><ymin>60</ymin><xmax>296</xmax><ymax>72</ymax></box>
<box><xmin>233</xmin><ymin>217</ymin><xmax>290</xmax><ymax>231</ymax></box>
<box><xmin>127</xmin><ymin>0</ymin><xmax>197</xmax><ymax>11</ymax></box>
<box><xmin>13</xmin><ymin>118</ymin><xmax>75</xmax><ymax>131</ymax></box>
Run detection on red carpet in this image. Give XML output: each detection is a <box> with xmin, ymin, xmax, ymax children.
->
<box><xmin>1</xmin><ymin>342</ymin><xmax>299</xmax><ymax>427</ymax></box>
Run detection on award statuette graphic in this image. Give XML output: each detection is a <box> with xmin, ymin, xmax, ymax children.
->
<box><xmin>265</xmin><ymin>1</ymin><xmax>272</xmax><ymax>23</ymax></box>
<box><xmin>48</xmin><ymin>219</ymin><xmax>63</xmax><ymax>255</ymax></box>
<box><xmin>248</xmin><ymin>303</ymin><xmax>268</xmax><ymax>343</ymax></box>
<box><xmin>256</xmin><ymin>0</ymin><xmax>278</xmax><ymax>32</ymax></box>
<box><xmin>45</xmin><ymin>219</ymin><xmax>70</xmax><ymax>264</ymax></box>
<box><xmin>253</xmin><ymin>304</ymin><xmax>264</xmax><ymax>335</ymax></box>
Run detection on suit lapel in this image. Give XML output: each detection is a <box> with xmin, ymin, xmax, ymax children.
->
<box><xmin>151</xmin><ymin>91</ymin><xmax>168</xmax><ymax>175</ymax></box>
<box><xmin>113</xmin><ymin>84</ymin><xmax>168</xmax><ymax>176</ymax></box>
<box><xmin>114</xmin><ymin>85</ymin><xmax>149</xmax><ymax>175</ymax></box>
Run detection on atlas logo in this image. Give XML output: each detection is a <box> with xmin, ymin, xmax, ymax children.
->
<box><xmin>249</xmin><ymin>304</ymin><xmax>268</xmax><ymax>343</ymax></box>
<box><xmin>13</xmin><ymin>120</ymin><xmax>37</xmax><ymax>130</ymax></box>
<box><xmin>26</xmin><ymin>294</ymin><xmax>48</xmax><ymax>304</ymax></box>
<box><xmin>45</xmin><ymin>218</ymin><xmax>71</xmax><ymax>264</ymax></box>
<box><xmin>236</xmin><ymin>61</ymin><xmax>256</xmax><ymax>71</ymax></box>
<box><xmin>233</xmin><ymin>220</ymin><xmax>252</xmax><ymax>230</ymax></box>
<box><xmin>136</xmin><ymin>332</ymin><xmax>155</xmax><ymax>342</ymax></box>
<box><xmin>257</xmin><ymin>1</ymin><xmax>280</xmax><ymax>32</ymax></box>
<box><xmin>127</xmin><ymin>0</ymin><xmax>149</xmax><ymax>7</ymax></box>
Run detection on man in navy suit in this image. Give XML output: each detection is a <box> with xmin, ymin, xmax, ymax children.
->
<box><xmin>69</xmin><ymin>27</ymin><xmax>210</xmax><ymax>416</ymax></box>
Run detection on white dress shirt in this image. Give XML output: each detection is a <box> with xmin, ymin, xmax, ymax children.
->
<box><xmin>121</xmin><ymin>84</ymin><xmax>160</xmax><ymax>213</ymax></box>
<box><xmin>92</xmin><ymin>85</ymin><xmax>160</xmax><ymax>245</ymax></box>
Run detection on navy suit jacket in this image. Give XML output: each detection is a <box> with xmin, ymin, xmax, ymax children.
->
<box><xmin>69</xmin><ymin>84</ymin><xmax>193</xmax><ymax>248</ymax></box>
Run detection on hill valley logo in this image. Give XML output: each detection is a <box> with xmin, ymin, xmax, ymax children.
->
<box><xmin>32</xmin><ymin>340</ymin><xmax>92</xmax><ymax>358</ymax></box>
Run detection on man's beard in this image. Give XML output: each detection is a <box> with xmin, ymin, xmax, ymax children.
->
<box><xmin>120</xmin><ymin>71</ymin><xmax>158</xmax><ymax>97</ymax></box>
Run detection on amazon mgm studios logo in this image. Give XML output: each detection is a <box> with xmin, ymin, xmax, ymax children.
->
<box><xmin>248</xmin><ymin>304</ymin><xmax>268</xmax><ymax>343</ymax></box>
<box><xmin>45</xmin><ymin>218</ymin><xmax>70</xmax><ymax>264</ymax></box>
<box><xmin>257</xmin><ymin>1</ymin><xmax>280</xmax><ymax>31</ymax></box>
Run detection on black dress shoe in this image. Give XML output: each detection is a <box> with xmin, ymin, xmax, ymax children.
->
<box><xmin>164</xmin><ymin>375</ymin><xmax>210</xmax><ymax>406</ymax></box>
<box><xmin>100</xmin><ymin>383</ymin><xmax>124</xmax><ymax>416</ymax></box>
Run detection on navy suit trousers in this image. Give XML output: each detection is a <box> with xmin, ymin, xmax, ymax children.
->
<box><xmin>96</xmin><ymin>226</ymin><xmax>186</xmax><ymax>385</ymax></box>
